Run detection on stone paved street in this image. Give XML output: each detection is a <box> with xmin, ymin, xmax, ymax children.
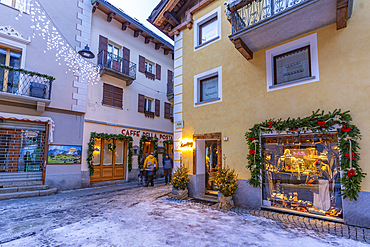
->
<box><xmin>1</xmin><ymin>180</ymin><xmax>369</xmax><ymax>247</ymax></box>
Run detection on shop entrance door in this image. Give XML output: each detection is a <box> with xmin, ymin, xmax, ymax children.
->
<box><xmin>205</xmin><ymin>140</ymin><xmax>221</xmax><ymax>195</ymax></box>
<box><xmin>143</xmin><ymin>141</ymin><xmax>154</xmax><ymax>159</ymax></box>
<box><xmin>90</xmin><ymin>139</ymin><xmax>127</xmax><ymax>182</ymax></box>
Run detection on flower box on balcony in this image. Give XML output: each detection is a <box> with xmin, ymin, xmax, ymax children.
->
<box><xmin>144</xmin><ymin>110</ymin><xmax>155</xmax><ymax>119</ymax></box>
<box><xmin>145</xmin><ymin>71</ymin><xmax>156</xmax><ymax>80</ymax></box>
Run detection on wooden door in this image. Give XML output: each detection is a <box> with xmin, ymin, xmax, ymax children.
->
<box><xmin>143</xmin><ymin>141</ymin><xmax>154</xmax><ymax>160</ymax></box>
<box><xmin>90</xmin><ymin>139</ymin><xmax>127</xmax><ymax>182</ymax></box>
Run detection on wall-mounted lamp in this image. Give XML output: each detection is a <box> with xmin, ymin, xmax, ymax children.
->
<box><xmin>78</xmin><ymin>44</ymin><xmax>95</xmax><ymax>59</ymax></box>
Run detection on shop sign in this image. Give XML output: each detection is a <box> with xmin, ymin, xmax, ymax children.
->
<box><xmin>25</xmin><ymin>130</ymin><xmax>38</xmax><ymax>138</ymax></box>
<box><xmin>175</xmin><ymin>120</ymin><xmax>184</xmax><ymax>129</ymax></box>
<box><xmin>121</xmin><ymin>129</ymin><xmax>173</xmax><ymax>140</ymax></box>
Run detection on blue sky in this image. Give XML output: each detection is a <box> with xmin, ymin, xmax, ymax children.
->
<box><xmin>107</xmin><ymin>0</ymin><xmax>173</xmax><ymax>44</ymax></box>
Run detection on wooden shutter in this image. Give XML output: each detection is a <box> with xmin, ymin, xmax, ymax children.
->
<box><xmin>138</xmin><ymin>94</ymin><xmax>145</xmax><ymax>113</ymax></box>
<box><xmin>98</xmin><ymin>35</ymin><xmax>108</xmax><ymax>65</ymax></box>
<box><xmin>139</xmin><ymin>55</ymin><xmax>145</xmax><ymax>73</ymax></box>
<box><xmin>167</xmin><ymin>70</ymin><xmax>173</xmax><ymax>84</ymax></box>
<box><xmin>155</xmin><ymin>99</ymin><xmax>160</xmax><ymax>117</ymax></box>
<box><xmin>113</xmin><ymin>87</ymin><xmax>123</xmax><ymax>108</ymax></box>
<box><xmin>155</xmin><ymin>64</ymin><xmax>161</xmax><ymax>80</ymax></box>
<box><xmin>164</xmin><ymin>102</ymin><xmax>170</xmax><ymax>119</ymax></box>
<box><xmin>122</xmin><ymin>47</ymin><xmax>130</xmax><ymax>75</ymax></box>
<box><xmin>102</xmin><ymin>83</ymin><xmax>113</xmax><ymax>106</ymax></box>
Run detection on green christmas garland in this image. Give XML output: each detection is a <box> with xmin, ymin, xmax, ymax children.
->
<box><xmin>0</xmin><ymin>64</ymin><xmax>55</xmax><ymax>81</ymax></box>
<box><xmin>138</xmin><ymin>135</ymin><xmax>158</xmax><ymax>169</ymax></box>
<box><xmin>87</xmin><ymin>132</ymin><xmax>133</xmax><ymax>175</ymax></box>
<box><xmin>245</xmin><ymin>109</ymin><xmax>366</xmax><ymax>201</ymax></box>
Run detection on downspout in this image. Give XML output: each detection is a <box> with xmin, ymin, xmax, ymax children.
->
<box><xmin>168</xmin><ymin>0</ymin><xmax>215</xmax><ymax>37</ymax></box>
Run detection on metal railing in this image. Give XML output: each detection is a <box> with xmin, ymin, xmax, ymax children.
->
<box><xmin>97</xmin><ymin>50</ymin><xmax>137</xmax><ymax>79</ymax></box>
<box><xmin>0</xmin><ymin>65</ymin><xmax>53</xmax><ymax>100</ymax></box>
<box><xmin>230</xmin><ymin>0</ymin><xmax>310</xmax><ymax>34</ymax></box>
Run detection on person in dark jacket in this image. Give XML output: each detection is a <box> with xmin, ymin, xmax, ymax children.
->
<box><xmin>163</xmin><ymin>153</ymin><xmax>173</xmax><ymax>185</ymax></box>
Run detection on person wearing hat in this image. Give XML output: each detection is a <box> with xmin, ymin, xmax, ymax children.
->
<box><xmin>163</xmin><ymin>153</ymin><xmax>173</xmax><ymax>185</ymax></box>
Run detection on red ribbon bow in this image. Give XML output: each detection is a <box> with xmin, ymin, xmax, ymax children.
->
<box><xmin>341</xmin><ymin>125</ymin><xmax>352</xmax><ymax>132</ymax></box>
<box><xmin>249</xmin><ymin>137</ymin><xmax>256</xmax><ymax>141</ymax></box>
<box><xmin>267</xmin><ymin>121</ymin><xmax>273</xmax><ymax>128</ymax></box>
<box><xmin>347</xmin><ymin>169</ymin><xmax>356</xmax><ymax>177</ymax></box>
<box><xmin>250</xmin><ymin>149</ymin><xmax>255</xmax><ymax>155</ymax></box>
<box><xmin>317</xmin><ymin>121</ymin><xmax>326</xmax><ymax>127</ymax></box>
<box><xmin>346</xmin><ymin>152</ymin><xmax>355</xmax><ymax>160</ymax></box>
<box><xmin>290</xmin><ymin>128</ymin><xmax>297</xmax><ymax>131</ymax></box>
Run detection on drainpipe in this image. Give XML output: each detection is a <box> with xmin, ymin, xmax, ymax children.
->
<box><xmin>168</xmin><ymin>0</ymin><xmax>216</xmax><ymax>37</ymax></box>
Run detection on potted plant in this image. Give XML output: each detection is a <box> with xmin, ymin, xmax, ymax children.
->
<box><xmin>172</xmin><ymin>164</ymin><xmax>189</xmax><ymax>200</ymax></box>
<box><xmin>214</xmin><ymin>166</ymin><xmax>238</xmax><ymax>210</ymax></box>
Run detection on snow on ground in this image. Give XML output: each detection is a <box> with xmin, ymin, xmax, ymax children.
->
<box><xmin>0</xmin><ymin>183</ymin><xmax>367</xmax><ymax>247</ymax></box>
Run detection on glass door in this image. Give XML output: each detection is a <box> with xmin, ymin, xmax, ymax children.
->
<box><xmin>205</xmin><ymin>141</ymin><xmax>220</xmax><ymax>195</ymax></box>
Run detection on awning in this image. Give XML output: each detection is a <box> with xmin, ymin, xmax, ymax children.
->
<box><xmin>0</xmin><ymin>112</ymin><xmax>55</xmax><ymax>143</ymax></box>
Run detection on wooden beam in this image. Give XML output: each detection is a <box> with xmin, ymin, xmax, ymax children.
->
<box><xmin>233</xmin><ymin>38</ymin><xmax>253</xmax><ymax>60</ymax></box>
<box><xmin>164</xmin><ymin>49</ymin><xmax>171</xmax><ymax>55</ymax></box>
<box><xmin>164</xmin><ymin>11</ymin><xmax>179</xmax><ymax>26</ymax></box>
<box><xmin>107</xmin><ymin>12</ymin><xmax>116</xmax><ymax>23</ymax></box>
<box><xmin>336</xmin><ymin>0</ymin><xmax>349</xmax><ymax>30</ymax></box>
<box><xmin>121</xmin><ymin>22</ymin><xmax>131</xmax><ymax>31</ymax></box>
<box><xmin>92</xmin><ymin>2</ymin><xmax>99</xmax><ymax>13</ymax></box>
<box><xmin>145</xmin><ymin>37</ymin><xmax>154</xmax><ymax>44</ymax></box>
<box><xmin>155</xmin><ymin>43</ymin><xmax>164</xmax><ymax>50</ymax></box>
<box><xmin>134</xmin><ymin>30</ymin><xmax>143</xmax><ymax>38</ymax></box>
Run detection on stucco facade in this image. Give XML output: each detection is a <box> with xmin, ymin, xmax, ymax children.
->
<box><xmin>0</xmin><ymin>0</ymin><xmax>91</xmax><ymax>190</ymax></box>
<box><xmin>150</xmin><ymin>0</ymin><xmax>370</xmax><ymax>228</ymax></box>
<box><xmin>81</xmin><ymin>1</ymin><xmax>174</xmax><ymax>185</ymax></box>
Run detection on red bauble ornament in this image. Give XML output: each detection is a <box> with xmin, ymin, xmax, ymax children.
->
<box><xmin>249</xmin><ymin>137</ymin><xmax>256</xmax><ymax>141</ymax></box>
<box><xmin>291</xmin><ymin>128</ymin><xmax>298</xmax><ymax>131</ymax></box>
<box><xmin>347</xmin><ymin>169</ymin><xmax>356</xmax><ymax>177</ymax></box>
<box><xmin>250</xmin><ymin>149</ymin><xmax>255</xmax><ymax>154</ymax></box>
<box><xmin>318</xmin><ymin>121</ymin><xmax>326</xmax><ymax>127</ymax></box>
<box><xmin>346</xmin><ymin>152</ymin><xmax>355</xmax><ymax>160</ymax></box>
<box><xmin>267</xmin><ymin>121</ymin><xmax>273</xmax><ymax>128</ymax></box>
<box><xmin>341</xmin><ymin>125</ymin><xmax>352</xmax><ymax>132</ymax></box>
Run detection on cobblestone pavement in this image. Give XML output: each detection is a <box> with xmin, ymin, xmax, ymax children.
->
<box><xmin>228</xmin><ymin>207</ymin><xmax>370</xmax><ymax>243</ymax></box>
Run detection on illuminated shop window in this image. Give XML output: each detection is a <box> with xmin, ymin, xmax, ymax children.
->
<box><xmin>261</xmin><ymin>133</ymin><xmax>342</xmax><ymax>219</ymax></box>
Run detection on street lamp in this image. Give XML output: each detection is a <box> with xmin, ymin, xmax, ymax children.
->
<box><xmin>78</xmin><ymin>44</ymin><xmax>95</xmax><ymax>59</ymax></box>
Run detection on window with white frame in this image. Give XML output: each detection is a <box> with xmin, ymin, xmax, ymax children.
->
<box><xmin>145</xmin><ymin>60</ymin><xmax>154</xmax><ymax>74</ymax></box>
<box><xmin>194</xmin><ymin>6</ymin><xmax>221</xmax><ymax>50</ymax></box>
<box><xmin>0</xmin><ymin>46</ymin><xmax>21</xmax><ymax>94</ymax></box>
<box><xmin>1</xmin><ymin>0</ymin><xmax>29</xmax><ymax>13</ymax></box>
<box><xmin>144</xmin><ymin>98</ymin><xmax>153</xmax><ymax>112</ymax></box>
<box><xmin>266</xmin><ymin>33</ymin><xmax>319</xmax><ymax>92</ymax></box>
<box><xmin>194</xmin><ymin>66</ymin><xmax>222</xmax><ymax>106</ymax></box>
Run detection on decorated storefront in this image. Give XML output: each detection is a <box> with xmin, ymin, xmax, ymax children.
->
<box><xmin>246</xmin><ymin>109</ymin><xmax>365</xmax><ymax>221</ymax></box>
<box><xmin>83</xmin><ymin>123</ymin><xmax>173</xmax><ymax>183</ymax></box>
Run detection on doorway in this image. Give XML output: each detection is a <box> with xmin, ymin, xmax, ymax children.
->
<box><xmin>205</xmin><ymin>141</ymin><xmax>220</xmax><ymax>195</ymax></box>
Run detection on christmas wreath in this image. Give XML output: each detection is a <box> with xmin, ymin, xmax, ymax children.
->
<box><xmin>245</xmin><ymin>109</ymin><xmax>366</xmax><ymax>201</ymax></box>
<box><xmin>108</xmin><ymin>142</ymin><xmax>116</xmax><ymax>151</ymax></box>
<box><xmin>87</xmin><ymin>132</ymin><xmax>133</xmax><ymax>175</ymax></box>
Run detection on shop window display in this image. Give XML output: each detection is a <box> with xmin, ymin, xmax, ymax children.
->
<box><xmin>262</xmin><ymin>133</ymin><xmax>342</xmax><ymax>219</ymax></box>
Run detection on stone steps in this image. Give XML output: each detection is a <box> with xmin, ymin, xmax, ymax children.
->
<box><xmin>0</xmin><ymin>183</ymin><xmax>57</xmax><ymax>200</ymax></box>
<box><xmin>0</xmin><ymin>181</ymin><xmax>43</xmax><ymax>188</ymax></box>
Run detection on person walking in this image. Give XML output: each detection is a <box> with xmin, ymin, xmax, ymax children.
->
<box><xmin>144</xmin><ymin>152</ymin><xmax>158</xmax><ymax>180</ymax></box>
<box><xmin>145</xmin><ymin>161</ymin><xmax>154</xmax><ymax>187</ymax></box>
<box><xmin>163</xmin><ymin>153</ymin><xmax>173</xmax><ymax>185</ymax></box>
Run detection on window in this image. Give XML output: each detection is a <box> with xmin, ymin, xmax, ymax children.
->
<box><xmin>145</xmin><ymin>61</ymin><xmax>154</xmax><ymax>74</ymax></box>
<box><xmin>1</xmin><ymin>0</ymin><xmax>29</xmax><ymax>13</ymax></box>
<box><xmin>144</xmin><ymin>98</ymin><xmax>152</xmax><ymax>112</ymax></box>
<box><xmin>0</xmin><ymin>46</ymin><xmax>21</xmax><ymax>94</ymax></box>
<box><xmin>266</xmin><ymin>33</ymin><xmax>319</xmax><ymax>92</ymax></box>
<box><xmin>194</xmin><ymin>66</ymin><xmax>222</xmax><ymax>106</ymax></box>
<box><xmin>200</xmin><ymin>75</ymin><xmax>218</xmax><ymax>102</ymax></box>
<box><xmin>273</xmin><ymin>46</ymin><xmax>311</xmax><ymax>85</ymax></box>
<box><xmin>164</xmin><ymin>102</ymin><xmax>173</xmax><ymax>121</ymax></box>
<box><xmin>107</xmin><ymin>44</ymin><xmax>120</xmax><ymax>71</ymax></box>
<box><xmin>92</xmin><ymin>138</ymin><xmax>127</xmax><ymax>166</ymax></box>
<box><xmin>102</xmin><ymin>83</ymin><xmax>123</xmax><ymax>109</ymax></box>
<box><xmin>194</xmin><ymin>6</ymin><xmax>221</xmax><ymax>50</ymax></box>
<box><xmin>261</xmin><ymin>132</ymin><xmax>343</xmax><ymax>219</ymax></box>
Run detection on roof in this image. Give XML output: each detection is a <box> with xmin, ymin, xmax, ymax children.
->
<box><xmin>147</xmin><ymin>0</ymin><xmax>169</xmax><ymax>23</ymax></box>
<box><xmin>92</xmin><ymin>0</ymin><xmax>174</xmax><ymax>51</ymax></box>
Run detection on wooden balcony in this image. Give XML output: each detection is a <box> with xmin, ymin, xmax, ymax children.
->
<box><xmin>227</xmin><ymin>0</ymin><xmax>353</xmax><ymax>60</ymax></box>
